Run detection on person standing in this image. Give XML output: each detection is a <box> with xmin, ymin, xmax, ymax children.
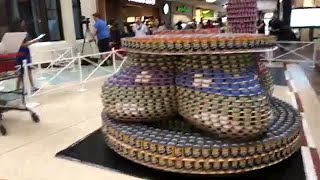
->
<box><xmin>110</xmin><ymin>22</ymin><xmax>121</xmax><ymax>49</ymax></box>
<box><xmin>257</xmin><ymin>11</ymin><xmax>266</xmax><ymax>34</ymax></box>
<box><xmin>133</xmin><ymin>19</ymin><xmax>148</xmax><ymax>37</ymax></box>
<box><xmin>16</xmin><ymin>21</ymin><xmax>39</xmax><ymax>91</ymax></box>
<box><xmin>269</xmin><ymin>11</ymin><xmax>282</xmax><ymax>39</ymax></box>
<box><xmin>91</xmin><ymin>13</ymin><xmax>111</xmax><ymax>63</ymax></box>
<box><xmin>205</xmin><ymin>20</ymin><xmax>215</xmax><ymax>29</ymax></box>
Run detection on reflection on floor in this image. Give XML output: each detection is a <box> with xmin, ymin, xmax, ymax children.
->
<box><xmin>0</xmin><ymin>63</ymin><xmax>319</xmax><ymax>180</ymax></box>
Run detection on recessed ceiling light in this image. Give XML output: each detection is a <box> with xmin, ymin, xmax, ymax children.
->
<box><xmin>206</xmin><ymin>0</ymin><xmax>217</xmax><ymax>3</ymax></box>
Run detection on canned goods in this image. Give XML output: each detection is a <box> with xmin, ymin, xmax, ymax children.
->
<box><xmin>150</xmin><ymin>140</ymin><xmax>158</xmax><ymax>153</ymax></box>
<box><xmin>159</xmin><ymin>156</ymin><xmax>167</xmax><ymax>166</ymax></box>
<box><xmin>222</xmin><ymin>161</ymin><xmax>229</xmax><ymax>170</ymax></box>
<box><xmin>167</xmin><ymin>158</ymin><xmax>175</xmax><ymax>167</ymax></box>
<box><xmin>213</xmin><ymin>161</ymin><xmax>221</xmax><ymax>170</ymax></box>
<box><xmin>166</xmin><ymin>142</ymin><xmax>176</xmax><ymax>156</ymax></box>
<box><xmin>184</xmin><ymin>159</ymin><xmax>194</xmax><ymax>170</ymax></box>
<box><xmin>212</xmin><ymin>145</ymin><xmax>221</xmax><ymax>158</ymax></box>
<box><xmin>221</xmin><ymin>145</ymin><xmax>230</xmax><ymax>158</ymax></box>
<box><xmin>137</xmin><ymin>151</ymin><xmax>144</xmax><ymax>160</ymax></box>
<box><xmin>194</xmin><ymin>160</ymin><xmax>203</xmax><ymax>170</ymax></box>
<box><xmin>175</xmin><ymin>144</ymin><xmax>184</xmax><ymax>157</ymax></box>
<box><xmin>203</xmin><ymin>161</ymin><xmax>212</xmax><ymax>170</ymax></box>
<box><xmin>202</xmin><ymin>145</ymin><xmax>211</xmax><ymax>158</ymax></box>
<box><xmin>151</xmin><ymin>155</ymin><xmax>158</xmax><ymax>164</ymax></box>
<box><xmin>144</xmin><ymin>153</ymin><xmax>151</xmax><ymax>162</ymax></box>
<box><xmin>231</xmin><ymin>145</ymin><xmax>239</xmax><ymax>157</ymax></box>
<box><xmin>184</xmin><ymin>143</ymin><xmax>193</xmax><ymax>157</ymax></box>
<box><xmin>193</xmin><ymin>144</ymin><xmax>202</xmax><ymax>158</ymax></box>
<box><xmin>239</xmin><ymin>160</ymin><xmax>246</xmax><ymax>169</ymax></box>
<box><xmin>136</xmin><ymin>136</ymin><xmax>144</xmax><ymax>149</ymax></box>
<box><xmin>231</xmin><ymin>160</ymin><xmax>238</xmax><ymax>169</ymax></box>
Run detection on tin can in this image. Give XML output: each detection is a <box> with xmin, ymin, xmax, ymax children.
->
<box><xmin>129</xmin><ymin>148</ymin><xmax>137</xmax><ymax>158</ymax></box>
<box><xmin>231</xmin><ymin>144</ymin><xmax>239</xmax><ymax>157</ymax></box>
<box><xmin>194</xmin><ymin>160</ymin><xmax>203</xmax><ymax>170</ymax></box>
<box><xmin>255</xmin><ymin>156</ymin><xmax>262</xmax><ymax>165</ymax></box>
<box><xmin>137</xmin><ymin>151</ymin><xmax>144</xmax><ymax>160</ymax></box>
<box><xmin>159</xmin><ymin>156</ymin><xmax>167</xmax><ymax>166</ymax></box>
<box><xmin>151</xmin><ymin>155</ymin><xmax>158</xmax><ymax>164</ymax></box>
<box><xmin>256</xmin><ymin>144</ymin><xmax>263</xmax><ymax>154</ymax></box>
<box><xmin>202</xmin><ymin>145</ymin><xmax>211</xmax><ymax>158</ymax></box>
<box><xmin>222</xmin><ymin>161</ymin><xmax>229</xmax><ymax>170</ymax></box>
<box><xmin>150</xmin><ymin>140</ymin><xmax>158</xmax><ymax>153</ymax></box>
<box><xmin>213</xmin><ymin>161</ymin><xmax>221</xmax><ymax>170</ymax></box>
<box><xmin>239</xmin><ymin>159</ymin><xmax>246</xmax><ymax>169</ymax></box>
<box><xmin>175</xmin><ymin>144</ymin><xmax>184</xmax><ymax>157</ymax></box>
<box><xmin>203</xmin><ymin>161</ymin><xmax>212</xmax><ymax>170</ymax></box>
<box><xmin>231</xmin><ymin>160</ymin><xmax>238</xmax><ymax>169</ymax></box>
<box><xmin>167</xmin><ymin>158</ymin><xmax>175</xmax><ymax>167</ymax></box>
<box><xmin>144</xmin><ymin>153</ymin><xmax>151</xmax><ymax>162</ymax></box>
<box><xmin>184</xmin><ymin>159</ymin><xmax>194</xmax><ymax>170</ymax></box>
<box><xmin>221</xmin><ymin>145</ymin><xmax>230</xmax><ymax>158</ymax></box>
<box><xmin>166</xmin><ymin>142</ymin><xmax>176</xmax><ymax>156</ymax></box>
<box><xmin>239</xmin><ymin>145</ymin><xmax>248</xmax><ymax>157</ymax></box>
<box><xmin>184</xmin><ymin>143</ymin><xmax>193</xmax><ymax>157</ymax></box>
<box><xmin>211</xmin><ymin>145</ymin><xmax>221</xmax><ymax>158</ymax></box>
<box><xmin>175</xmin><ymin>158</ymin><xmax>184</xmax><ymax>169</ymax></box>
<box><xmin>193</xmin><ymin>144</ymin><xmax>202</xmax><ymax>158</ymax></box>
<box><xmin>136</xmin><ymin>136</ymin><xmax>144</xmax><ymax>149</ymax></box>
<box><xmin>158</xmin><ymin>141</ymin><xmax>166</xmax><ymax>155</ymax></box>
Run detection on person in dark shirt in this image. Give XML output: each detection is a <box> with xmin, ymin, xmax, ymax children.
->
<box><xmin>110</xmin><ymin>22</ymin><xmax>121</xmax><ymax>49</ymax></box>
<box><xmin>269</xmin><ymin>11</ymin><xmax>282</xmax><ymax>39</ymax></box>
<box><xmin>257</xmin><ymin>11</ymin><xmax>265</xmax><ymax>34</ymax></box>
<box><xmin>205</xmin><ymin>20</ymin><xmax>215</xmax><ymax>29</ymax></box>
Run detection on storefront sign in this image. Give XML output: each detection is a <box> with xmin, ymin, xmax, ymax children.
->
<box><xmin>128</xmin><ymin>0</ymin><xmax>156</xmax><ymax>5</ymax></box>
<box><xmin>176</xmin><ymin>6</ymin><xmax>192</xmax><ymax>13</ymax></box>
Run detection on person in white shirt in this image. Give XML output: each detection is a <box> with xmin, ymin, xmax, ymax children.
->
<box><xmin>133</xmin><ymin>19</ymin><xmax>148</xmax><ymax>37</ymax></box>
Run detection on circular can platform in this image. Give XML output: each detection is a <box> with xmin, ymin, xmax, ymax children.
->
<box><xmin>102</xmin><ymin>97</ymin><xmax>301</xmax><ymax>175</ymax></box>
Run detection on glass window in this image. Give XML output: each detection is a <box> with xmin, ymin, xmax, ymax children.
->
<box><xmin>0</xmin><ymin>0</ymin><xmax>64</xmax><ymax>41</ymax></box>
<box><xmin>72</xmin><ymin>0</ymin><xmax>83</xmax><ymax>39</ymax></box>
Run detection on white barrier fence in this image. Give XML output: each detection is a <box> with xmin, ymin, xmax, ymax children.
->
<box><xmin>262</xmin><ymin>40</ymin><xmax>320</xmax><ymax>67</ymax></box>
<box><xmin>25</xmin><ymin>48</ymin><xmax>126</xmax><ymax>106</ymax></box>
<box><xmin>24</xmin><ymin>40</ymin><xmax>320</xmax><ymax>107</ymax></box>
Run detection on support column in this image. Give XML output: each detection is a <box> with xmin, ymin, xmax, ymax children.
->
<box><xmin>60</xmin><ymin>0</ymin><xmax>76</xmax><ymax>46</ymax></box>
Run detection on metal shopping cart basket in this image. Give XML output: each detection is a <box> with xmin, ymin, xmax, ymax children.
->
<box><xmin>0</xmin><ymin>53</ymin><xmax>40</xmax><ymax>135</ymax></box>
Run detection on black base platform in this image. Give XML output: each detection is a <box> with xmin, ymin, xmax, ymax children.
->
<box><xmin>56</xmin><ymin>130</ymin><xmax>305</xmax><ymax>180</ymax></box>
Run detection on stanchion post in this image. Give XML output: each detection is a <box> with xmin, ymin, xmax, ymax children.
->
<box><xmin>312</xmin><ymin>40</ymin><xmax>318</xmax><ymax>68</ymax></box>
<box><xmin>71</xmin><ymin>47</ymin><xmax>77</xmax><ymax>72</ymax></box>
<box><xmin>112</xmin><ymin>48</ymin><xmax>117</xmax><ymax>72</ymax></box>
<box><xmin>23</xmin><ymin>60</ymin><xmax>40</xmax><ymax>108</ymax></box>
<box><xmin>77</xmin><ymin>52</ymin><xmax>88</xmax><ymax>92</ymax></box>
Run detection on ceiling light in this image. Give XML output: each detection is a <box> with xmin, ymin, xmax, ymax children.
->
<box><xmin>206</xmin><ymin>0</ymin><xmax>217</xmax><ymax>3</ymax></box>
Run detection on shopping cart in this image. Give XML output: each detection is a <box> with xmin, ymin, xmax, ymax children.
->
<box><xmin>0</xmin><ymin>53</ymin><xmax>40</xmax><ymax>135</ymax></box>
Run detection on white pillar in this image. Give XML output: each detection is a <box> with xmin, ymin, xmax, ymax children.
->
<box><xmin>60</xmin><ymin>0</ymin><xmax>77</xmax><ymax>46</ymax></box>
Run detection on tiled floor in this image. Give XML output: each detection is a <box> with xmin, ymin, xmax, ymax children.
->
<box><xmin>0</xmin><ymin>63</ymin><xmax>319</xmax><ymax>180</ymax></box>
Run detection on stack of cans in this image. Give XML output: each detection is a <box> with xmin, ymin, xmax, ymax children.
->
<box><xmin>101</xmin><ymin>53</ymin><xmax>177</xmax><ymax>122</ymax></box>
<box><xmin>102</xmin><ymin>97</ymin><xmax>301</xmax><ymax>174</ymax></box>
<box><xmin>176</xmin><ymin>54</ymin><xmax>272</xmax><ymax>140</ymax></box>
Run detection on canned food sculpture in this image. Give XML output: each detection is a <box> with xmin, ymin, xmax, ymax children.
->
<box><xmin>101</xmin><ymin>32</ymin><xmax>301</xmax><ymax>175</ymax></box>
<box><xmin>227</xmin><ymin>0</ymin><xmax>258</xmax><ymax>33</ymax></box>
<box><xmin>102</xmin><ymin>53</ymin><xmax>177</xmax><ymax>122</ymax></box>
<box><xmin>176</xmin><ymin>54</ymin><xmax>272</xmax><ymax>140</ymax></box>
